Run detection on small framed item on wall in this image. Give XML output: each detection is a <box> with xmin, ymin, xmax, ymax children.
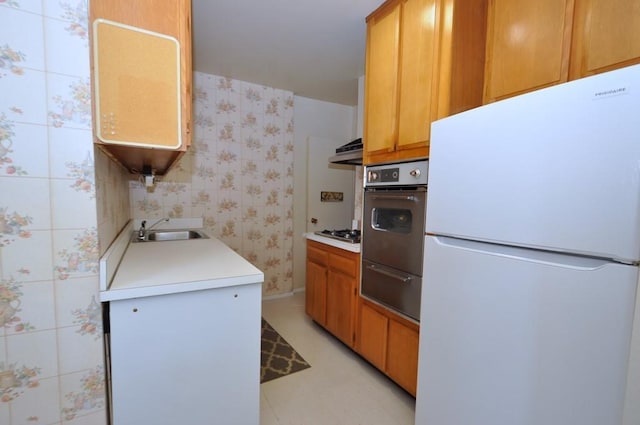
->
<box><xmin>321</xmin><ymin>191</ymin><xmax>344</xmax><ymax>202</ymax></box>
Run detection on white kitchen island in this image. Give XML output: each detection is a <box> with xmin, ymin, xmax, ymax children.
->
<box><xmin>100</xmin><ymin>222</ymin><xmax>263</xmax><ymax>425</ymax></box>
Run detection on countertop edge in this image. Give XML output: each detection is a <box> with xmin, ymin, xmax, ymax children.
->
<box><xmin>305</xmin><ymin>232</ymin><xmax>361</xmax><ymax>253</ymax></box>
<box><xmin>100</xmin><ymin>272</ymin><xmax>264</xmax><ymax>302</ymax></box>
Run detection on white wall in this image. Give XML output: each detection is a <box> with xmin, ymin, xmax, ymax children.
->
<box><xmin>293</xmin><ymin>96</ymin><xmax>356</xmax><ymax>291</ymax></box>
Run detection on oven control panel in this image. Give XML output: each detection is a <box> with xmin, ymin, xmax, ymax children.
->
<box><xmin>365</xmin><ymin>160</ymin><xmax>428</xmax><ymax>187</ymax></box>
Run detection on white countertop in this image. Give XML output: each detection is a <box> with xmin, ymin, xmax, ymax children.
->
<box><xmin>100</xmin><ymin>222</ymin><xmax>264</xmax><ymax>301</ymax></box>
<box><xmin>305</xmin><ymin>232</ymin><xmax>361</xmax><ymax>253</ymax></box>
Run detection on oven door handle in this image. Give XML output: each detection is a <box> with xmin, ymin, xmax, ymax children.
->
<box><xmin>365</xmin><ymin>264</ymin><xmax>412</xmax><ymax>283</ymax></box>
<box><xmin>370</xmin><ymin>195</ymin><xmax>418</xmax><ymax>202</ymax></box>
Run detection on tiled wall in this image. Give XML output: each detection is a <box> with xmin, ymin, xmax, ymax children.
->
<box><xmin>0</xmin><ymin>1</ymin><xmax>348</xmax><ymax>422</ymax></box>
<box><xmin>0</xmin><ymin>1</ymin><xmax>108</xmax><ymax>424</ymax></box>
<box><xmin>130</xmin><ymin>72</ymin><xmax>295</xmax><ymax>297</ymax></box>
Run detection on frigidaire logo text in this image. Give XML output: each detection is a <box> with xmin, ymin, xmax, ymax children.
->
<box><xmin>594</xmin><ymin>87</ymin><xmax>628</xmax><ymax>97</ymax></box>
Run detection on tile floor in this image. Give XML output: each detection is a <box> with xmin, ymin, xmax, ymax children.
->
<box><xmin>260</xmin><ymin>292</ymin><xmax>416</xmax><ymax>425</ymax></box>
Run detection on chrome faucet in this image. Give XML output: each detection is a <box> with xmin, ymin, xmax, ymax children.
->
<box><xmin>137</xmin><ymin>218</ymin><xmax>169</xmax><ymax>240</ymax></box>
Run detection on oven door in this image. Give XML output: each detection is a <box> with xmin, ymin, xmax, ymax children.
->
<box><xmin>361</xmin><ymin>260</ymin><xmax>422</xmax><ymax>321</ymax></box>
<box><xmin>362</xmin><ymin>188</ymin><xmax>426</xmax><ymax>276</ymax></box>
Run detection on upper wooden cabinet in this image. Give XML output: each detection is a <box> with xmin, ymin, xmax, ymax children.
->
<box><xmin>483</xmin><ymin>0</ymin><xmax>574</xmax><ymax>103</ymax></box>
<box><xmin>569</xmin><ymin>0</ymin><xmax>640</xmax><ymax>79</ymax></box>
<box><xmin>484</xmin><ymin>0</ymin><xmax>640</xmax><ymax>102</ymax></box>
<box><xmin>363</xmin><ymin>0</ymin><xmax>487</xmax><ymax>165</ymax></box>
<box><xmin>90</xmin><ymin>0</ymin><xmax>192</xmax><ymax>176</ymax></box>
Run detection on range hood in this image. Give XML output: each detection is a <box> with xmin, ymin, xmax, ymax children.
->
<box><xmin>329</xmin><ymin>138</ymin><xmax>362</xmax><ymax>165</ymax></box>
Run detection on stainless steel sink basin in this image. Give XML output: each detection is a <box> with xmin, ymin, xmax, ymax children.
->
<box><xmin>132</xmin><ymin>229</ymin><xmax>209</xmax><ymax>243</ymax></box>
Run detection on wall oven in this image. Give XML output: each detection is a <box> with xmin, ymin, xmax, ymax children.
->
<box><xmin>361</xmin><ymin>160</ymin><xmax>428</xmax><ymax>322</ymax></box>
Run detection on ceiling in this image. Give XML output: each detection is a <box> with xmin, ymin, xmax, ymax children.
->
<box><xmin>191</xmin><ymin>0</ymin><xmax>385</xmax><ymax>106</ymax></box>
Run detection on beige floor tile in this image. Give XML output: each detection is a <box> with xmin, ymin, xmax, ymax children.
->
<box><xmin>260</xmin><ymin>292</ymin><xmax>415</xmax><ymax>425</ymax></box>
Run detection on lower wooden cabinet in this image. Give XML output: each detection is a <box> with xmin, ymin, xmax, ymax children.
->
<box><xmin>356</xmin><ymin>297</ymin><xmax>420</xmax><ymax>396</ymax></box>
<box><xmin>357</xmin><ymin>300</ymin><xmax>389</xmax><ymax>370</ymax></box>
<box><xmin>305</xmin><ymin>243</ymin><xmax>328</xmax><ymax>324</ymax></box>
<box><xmin>386</xmin><ymin>317</ymin><xmax>420</xmax><ymax>395</ymax></box>
<box><xmin>305</xmin><ymin>240</ymin><xmax>359</xmax><ymax>348</ymax></box>
<box><xmin>305</xmin><ymin>239</ymin><xmax>419</xmax><ymax>395</ymax></box>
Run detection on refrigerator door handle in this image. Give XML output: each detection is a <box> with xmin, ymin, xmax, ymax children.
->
<box><xmin>365</xmin><ymin>263</ymin><xmax>412</xmax><ymax>282</ymax></box>
<box><xmin>432</xmin><ymin>236</ymin><xmax>613</xmax><ymax>270</ymax></box>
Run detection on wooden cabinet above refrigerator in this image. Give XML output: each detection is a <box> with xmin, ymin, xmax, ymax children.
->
<box><xmin>363</xmin><ymin>0</ymin><xmax>487</xmax><ymax>165</ymax></box>
<box><xmin>89</xmin><ymin>0</ymin><xmax>192</xmax><ymax>176</ymax></box>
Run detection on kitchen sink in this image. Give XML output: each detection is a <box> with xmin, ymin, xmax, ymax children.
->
<box><xmin>131</xmin><ymin>229</ymin><xmax>209</xmax><ymax>243</ymax></box>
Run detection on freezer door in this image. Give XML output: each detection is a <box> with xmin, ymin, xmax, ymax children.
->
<box><xmin>416</xmin><ymin>236</ymin><xmax>638</xmax><ymax>425</ymax></box>
<box><xmin>427</xmin><ymin>64</ymin><xmax>640</xmax><ymax>263</ymax></box>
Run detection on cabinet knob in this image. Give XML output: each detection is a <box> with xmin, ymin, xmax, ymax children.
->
<box><xmin>409</xmin><ymin>169</ymin><xmax>421</xmax><ymax>178</ymax></box>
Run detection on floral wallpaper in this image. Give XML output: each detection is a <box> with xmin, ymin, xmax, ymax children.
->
<box><xmin>0</xmin><ymin>1</ymin><xmax>109</xmax><ymax>424</ymax></box>
<box><xmin>130</xmin><ymin>73</ymin><xmax>295</xmax><ymax>297</ymax></box>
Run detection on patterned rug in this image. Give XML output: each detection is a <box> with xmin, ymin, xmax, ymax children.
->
<box><xmin>261</xmin><ymin>318</ymin><xmax>311</xmax><ymax>383</ymax></box>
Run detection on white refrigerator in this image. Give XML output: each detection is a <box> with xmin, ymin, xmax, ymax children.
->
<box><xmin>416</xmin><ymin>64</ymin><xmax>640</xmax><ymax>425</ymax></box>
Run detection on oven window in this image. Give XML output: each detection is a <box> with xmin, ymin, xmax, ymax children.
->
<box><xmin>372</xmin><ymin>208</ymin><xmax>412</xmax><ymax>234</ymax></box>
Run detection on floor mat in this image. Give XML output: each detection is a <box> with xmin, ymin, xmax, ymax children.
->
<box><xmin>261</xmin><ymin>318</ymin><xmax>310</xmax><ymax>383</ymax></box>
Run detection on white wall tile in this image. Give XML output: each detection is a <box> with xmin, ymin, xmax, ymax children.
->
<box><xmin>0</xmin><ymin>68</ymin><xmax>48</xmax><ymax>125</ymax></box>
<box><xmin>0</xmin><ymin>176</ymin><xmax>51</xmax><ymax>229</ymax></box>
<box><xmin>57</xmin><ymin>326</ymin><xmax>103</xmax><ymax>374</ymax></box>
<box><xmin>44</xmin><ymin>15</ymin><xmax>89</xmax><ymax>77</ymax></box>
<box><xmin>5</xmin><ymin>1</ymin><xmax>43</xmax><ymax>15</ymax></box>
<box><xmin>6</xmin><ymin>329</ymin><xmax>58</xmax><ymax>378</ymax></box>
<box><xmin>9</xmin><ymin>376</ymin><xmax>61</xmax><ymax>424</ymax></box>
<box><xmin>0</xmin><ymin>403</ymin><xmax>8</xmax><ymax>425</ymax></box>
<box><xmin>55</xmin><ymin>276</ymin><xmax>99</xmax><ymax>328</ymax></box>
<box><xmin>43</xmin><ymin>0</ymin><xmax>87</xmax><ymax>24</ymax></box>
<box><xmin>0</xmin><ymin>331</ymin><xmax>6</xmax><ymax>361</ymax></box>
<box><xmin>4</xmin><ymin>280</ymin><xmax>56</xmax><ymax>336</ymax></box>
<box><xmin>0</xmin><ymin>122</ymin><xmax>48</xmax><ymax>178</ymax></box>
<box><xmin>51</xmin><ymin>178</ymin><xmax>97</xmax><ymax>229</ymax></box>
<box><xmin>59</xmin><ymin>367</ymin><xmax>106</xmax><ymax>422</ymax></box>
<box><xmin>48</xmin><ymin>126</ymin><xmax>93</xmax><ymax>179</ymax></box>
<box><xmin>0</xmin><ymin>230</ymin><xmax>54</xmax><ymax>282</ymax></box>
<box><xmin>52</xmin><ymin>228</ymin><xmax>99</xmax><ymax>280</ymax></box>
<box><xmin>66</xmin><ymin>410</ymin><xmax>110</xmax><ymax>425</ymax></box>
<box><xmin>0</xmin><ymin>6</ymin><xmax>45</xmax><ymax>72</ymax></box>
<box><xmin>46</xmin><ymin>73</ymin><xmax>91</xmax><ymax>130</ymax></box>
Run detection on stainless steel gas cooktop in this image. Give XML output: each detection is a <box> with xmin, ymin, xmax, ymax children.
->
<box><xmin>314</xmin><ymin>229</ymin><xmax>361</xmax><ymax>244</ymax></box>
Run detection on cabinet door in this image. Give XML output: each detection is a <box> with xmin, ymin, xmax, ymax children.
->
<box><xmin>93</xmin><ymin>20</ymin><xmax>182</xmax><ymax>149</ymax></box>
<box><xmin>397</xmin><ymin>0</ymin><xmax>438</xmax><ymax>150</ymax></box>
<box><xmin>483</xmin><ymin>0</ymin><xmax>574</xmax><ymax>102</ymax></box>
<box><xmin>306</xmin><ymin>260</ymin><xmax>327</xmax><ymax>325</ymax></box>
<box><xmin>364</xmin><ymin>0</ymin><xmax>401</xmax><ymax>156</ymax></box>
<box><xmin>386</xmin><ymin>319</ymin><xmax>419</xmax><ymax>396</ymax></box>
<box><xmin>326</xmin><ymin>270</ymin><xmax>356</xmax><ymax>346</ymax></box>
<box><xmin>570</xmin><ymin>0</ymin><xmax>640</xmax><ymax>79</ymax></box>
<box><xmin>306</xmin><ymin>243</ymin><xmax>328</xmax><ymax>325</ymax></box>
<box><xmin>109</xmin><ymin>284</ymin><xmax>261</xmax><ymax>425</ymax></box>
<box><xmin>357</xmin><ymin>300</ymin><xmax>389</xmax><ymax>370</ymax></box>
<box><xmin>90</xmin><ymin>0</ymin><xmax>192</xmax><ymax>175</ymax></box>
